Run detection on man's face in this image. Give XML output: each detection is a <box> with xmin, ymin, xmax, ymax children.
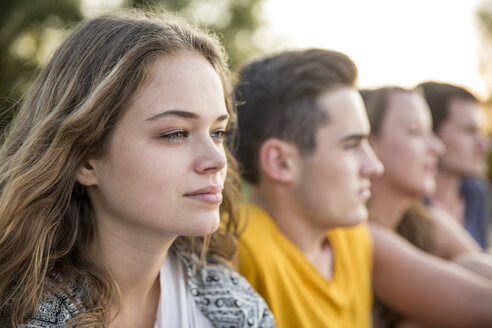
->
<box><xmin>293</xmin><ymin>87</ymin><xmax>384</xmax><ymax>230</ymax></box>
<box><xmin>437</xmin><ymin>98</ymin><xmax>489</xmax><ymax>177</ymax></box>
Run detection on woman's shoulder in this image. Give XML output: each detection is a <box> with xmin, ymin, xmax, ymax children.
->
<box><xmin>1</xmin><ymin>278</ymin><xmax>84</xmax><ymax>328</ymax></box>
<box><xmin>179</xmin><ymin>253</ymin><xmax>277</xmax><ymax>327</ymax></box>
<box><xmin>23</xmin><ymin>287</ymin><xmax>81</xmax><ymax>327</ymax></box>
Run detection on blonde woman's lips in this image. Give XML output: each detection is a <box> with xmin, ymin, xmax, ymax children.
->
<box><xmin>359</xmin><ymin>186</ymin><xmax>371</xmax><ymax>200</ymax></box>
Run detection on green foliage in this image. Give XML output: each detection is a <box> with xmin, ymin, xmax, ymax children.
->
<box><xmin>477</xmin><ymin>1</ymin><xmax>492</xmax><ymax>183</ymax></box>
<box><xmin>477</xmin><ymin>0</ymin><xmax>492</xmax><ymax>107</ymax></box>
<box><xmin>129</xmin><ymin>0</ymin><xmax>265</xmax><ymax>72</ymax></box>
<box><xmin>0</xmin><ymin>0</ymin><xmax>82</xmax><ymax>130</ymax></box>
<box><xmin>478</xmin><ymin>1</ymin><xmax>492</xmax><ymax>36</ymax></box>
<box><xmin>0</xmin><ymin>0</ymin><xmax>264</xmax><ymax>132</ymax></box>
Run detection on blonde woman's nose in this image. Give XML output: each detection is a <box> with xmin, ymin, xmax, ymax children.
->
<box><xmin>430</xmin><ymin>133</ymin><xmax>445</xmax><ymax>156</ymax></box>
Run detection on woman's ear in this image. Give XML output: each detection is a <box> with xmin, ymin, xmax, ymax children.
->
<box><xmin>259</xmin><ymin>138</ymin><xmax>299</xmax><ymax>184</ymax></box>
<box><xmin>76</xmin><ymin>160</ymin><xmax>99</xmax><ymax>186</ymax></box>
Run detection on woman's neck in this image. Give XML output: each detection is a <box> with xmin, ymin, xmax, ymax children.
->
<box><xmin>369</xmin><ymin>179</ymin><xmax>411</xmax><ymax>229</ymax></box>
<box><xmin>89</xmin><ymin>218</ymin><xmax>175</xmax><ymax>327</ymax></box>
<box><xmin>432</xmin><ymin>170</ymin><xmax>464</xmax><ymax>220</ymax></box>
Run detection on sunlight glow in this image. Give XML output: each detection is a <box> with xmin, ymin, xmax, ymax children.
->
<box><xmin>81</xmin><ymin>0</ymin><xmax>125</xmax><ymax>18</ymax></box>
<box><xmin>262</xmin><ymin>0</ymin><xmax>488</xmax><ymax>99</ymax></box>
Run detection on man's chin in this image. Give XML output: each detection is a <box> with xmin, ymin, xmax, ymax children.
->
<box><xmin>462</xmin><ymin>167</ymin><xmax>486</xmax><ymax>178</ymax></box>
<box><xmin>344</xmin><ymin>209</ymin><xmax>368</xmax><ymax>227</ymax></box>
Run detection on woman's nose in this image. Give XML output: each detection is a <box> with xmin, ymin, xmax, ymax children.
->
<box><xmin>194</xmin><ymin>137</ymin><xmax>227</xmax><ymax>175</ymax></box>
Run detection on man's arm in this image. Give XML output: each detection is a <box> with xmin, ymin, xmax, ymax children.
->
<box><xmin>371</xmin><ymin>224</ymin><xmax>492</xmax><ymax>328</ymax></box>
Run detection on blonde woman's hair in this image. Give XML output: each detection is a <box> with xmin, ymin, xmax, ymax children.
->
<box><xmin>0</xmin><ymin>10</ymin><xmax>240</xmax><ymax>326</ymax></box>
<box><xmin>363</xmin><ymin>87</ymin><xmax>436</xmax><ymax>328</ymax></box>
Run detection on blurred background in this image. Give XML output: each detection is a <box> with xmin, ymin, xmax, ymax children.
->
<box><xmin>1</xmin><ymin>0</ymin><xmax>491</xmax><ymax>133</ymax></box>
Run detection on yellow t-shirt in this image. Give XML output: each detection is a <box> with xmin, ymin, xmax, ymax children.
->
<box><xmin>238</xmin><ymin>204</ymin><xmax>373</xmax><ymax>328</ymax></box>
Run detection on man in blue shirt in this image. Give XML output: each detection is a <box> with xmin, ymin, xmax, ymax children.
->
<box><xmin>418</xmin><ymin>81</ymin><xmax>490</xmax><ymax>249</ymax></box>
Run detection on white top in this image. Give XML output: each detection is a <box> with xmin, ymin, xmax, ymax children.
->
<box><xmin>154</xmin><ymin>252</ymin><xmax>213</xmax><ymax>328</ymax></box>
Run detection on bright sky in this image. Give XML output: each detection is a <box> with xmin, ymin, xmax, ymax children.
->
<box><xmin>262</xmin><ymin>0</ymin><xmax>489</xmax><ymax>99</ymax></box>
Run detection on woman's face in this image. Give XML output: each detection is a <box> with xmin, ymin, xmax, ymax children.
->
<box><xmin>79</xmin><ymin>52</ymin><xmax>229</xmax><ymax>238</ymax></box>
<box><xmin>370</xmin><ymin>91</ymin><xmax>444</xmax><ymax>197</ymax></box>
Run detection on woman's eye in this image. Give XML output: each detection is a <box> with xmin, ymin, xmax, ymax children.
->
<box><xmin>408</xmin><ymin>128</ymin><xmax>423</xmax><ymax>136</ymax></box>
<box><xmin>211</xmin><ymin>129</ymin><xmax>228</xmax><ymax>141</ymax></box>
<box><xmin>160</xmin><ymin>130</ymin><xmax>190</xmax><ymax>141</ymax></box>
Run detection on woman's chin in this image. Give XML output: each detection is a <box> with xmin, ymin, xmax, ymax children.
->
<box><xmin>186</xmin><ymin>215</ymin><xmax>221</xmax><ymax>236</ymax></box>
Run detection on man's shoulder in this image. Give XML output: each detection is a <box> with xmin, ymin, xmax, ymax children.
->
<box><xmin>239</xmin><ymin>204</ymin><xmax>296</xmax><ymax>243</ymax></box>
<box><xmin>461</xmin><ymin>177</ymin><xmax>489</xmax><ymax>197</ymax></box>
<box><xmin>239</xmin><ymin>204</ymin><xmax>275</xmax><ymax>232</ymax></box>
<box><xmin>330</xmin><ymin>222</ymin><xmax>372</xmax><ymax>245</ymax></box>
<box><xmin>237</xmin><ymin>204</ymin><xmax>292</xmax><ymax>261</ymax></box>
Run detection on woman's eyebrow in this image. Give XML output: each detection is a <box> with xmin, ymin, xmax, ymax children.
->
<box><xmin>146</xmin><ymin>110</ymin><xmax>229</xmax><ymax>122</ymax></box>
<box><xmin>146</xmin><ymin>109</ymin><xmax>199</xmax><ymax>122</ymax></box>
<box><xmin>216</xmin><ymin>114</ymin><xmax>230</xmax><ymax>122</ymax></box>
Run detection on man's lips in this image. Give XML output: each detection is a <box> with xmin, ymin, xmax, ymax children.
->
<box><xmin>184</xmin><ymin>185</ymin><xmax>223</xmax><ymax>205</ymax></box>
<box><xmin>359</xmin><ymin>184</ymin><xmax>371</xmax><ymax>200</ymax></box>
<box><xmin>424</xmin><ymin>161</ymin><xmax>438</xmax><ymax>174</ymax></box>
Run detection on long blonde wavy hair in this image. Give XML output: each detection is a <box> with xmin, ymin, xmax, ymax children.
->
<box><xmin>0</xmin><ymin>10</ymin><xmax>241</xmax><ymax>326</ymax></box>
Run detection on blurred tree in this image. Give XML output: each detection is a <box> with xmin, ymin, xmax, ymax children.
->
<box><xmin>0</xmin><ymin>0</ymin><xmax>266</xmax><ymax>131</ymax></box>
<box><xmin>477</xmin><ymin>0</ymin><xmax>492</xmax><ymax>108</ymax></box>
<box><xmin>0</xmin><ymin>0</ymin><xmax>82</xmax><ymax>130</ymax></box>
<box><xmin>128</xmin><ymin>0</ymin><xmax>265</xmax><ymax>72</ymax></box>
<box><xmin>477</xmin><ymin>0</ymin><xmax>492</xmax><ymax>185</ymax></box>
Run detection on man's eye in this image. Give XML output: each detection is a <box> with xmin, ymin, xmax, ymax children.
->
<box><xmin>408</xmin><ymin>126</ymin><xmax>425</xmax><ymax>136</ymax></box>
<box><xmin>345</xmin><ymin>141</ymin><xmax>360</xmax><ymax>149</ymax></box>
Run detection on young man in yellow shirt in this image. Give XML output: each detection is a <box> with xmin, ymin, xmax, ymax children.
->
<box><xmin>233</xmin><ymin>49</ymin><xmax>492</xmax><ymax>328</ymax></box>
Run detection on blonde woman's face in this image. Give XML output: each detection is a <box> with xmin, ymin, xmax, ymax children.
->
<box><xmin>371</xmin><ymin>91</ymin><xmax>444</xmax><ymax>197</ymax></box>
<box><xmin>82</xmin><ymin>53</ymin><xmax>228</xmax><ymax>238</ymax></box>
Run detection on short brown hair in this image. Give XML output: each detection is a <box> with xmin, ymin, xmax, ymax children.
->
<box><xmin>416</xmin><ymin>81</ymin><xmax>479</xmax><ymax>133</ymax></box>
<box><xmin>234</xmin><ymin>48</ymin><xmax>358</xmax><ymax>184</ymax></box>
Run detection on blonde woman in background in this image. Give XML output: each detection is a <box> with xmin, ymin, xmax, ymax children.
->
<box><xmin>0</xmin><ymin>10</ymin><xmax>275</xmax><ymax>328</ymax></box>
<box><xmin>362</xmin><ymin>86</ymin><xmax>492</xmax><ymax>327</ymax></box>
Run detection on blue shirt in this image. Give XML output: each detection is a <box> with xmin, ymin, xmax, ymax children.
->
<box><xmin>461</xmin><ymin>177</ymin><xmax>490</xmax><ymax>249</ymax></box>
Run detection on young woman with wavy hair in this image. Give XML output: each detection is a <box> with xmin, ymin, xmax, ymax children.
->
<box><xmin>0</xmin><ymin>10</ymin><xmax>275</xmax><ymax>328</ymax></box>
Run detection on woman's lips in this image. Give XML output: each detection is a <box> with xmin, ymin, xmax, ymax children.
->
<box><xmin>184</xmin><ymin>185</ymin><xmax>223</xmax><ymax>205</ymax></box>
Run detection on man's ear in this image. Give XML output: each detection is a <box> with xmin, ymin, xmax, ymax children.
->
<box><xmin>76</xmin><ymin>159</ymin><xmax>99</xmax><ymax>187</ymax></box>
<box><xmin>259</xmin><ymin>138</ymin><xmax>299</xmax><ymax>183</ymax></box>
